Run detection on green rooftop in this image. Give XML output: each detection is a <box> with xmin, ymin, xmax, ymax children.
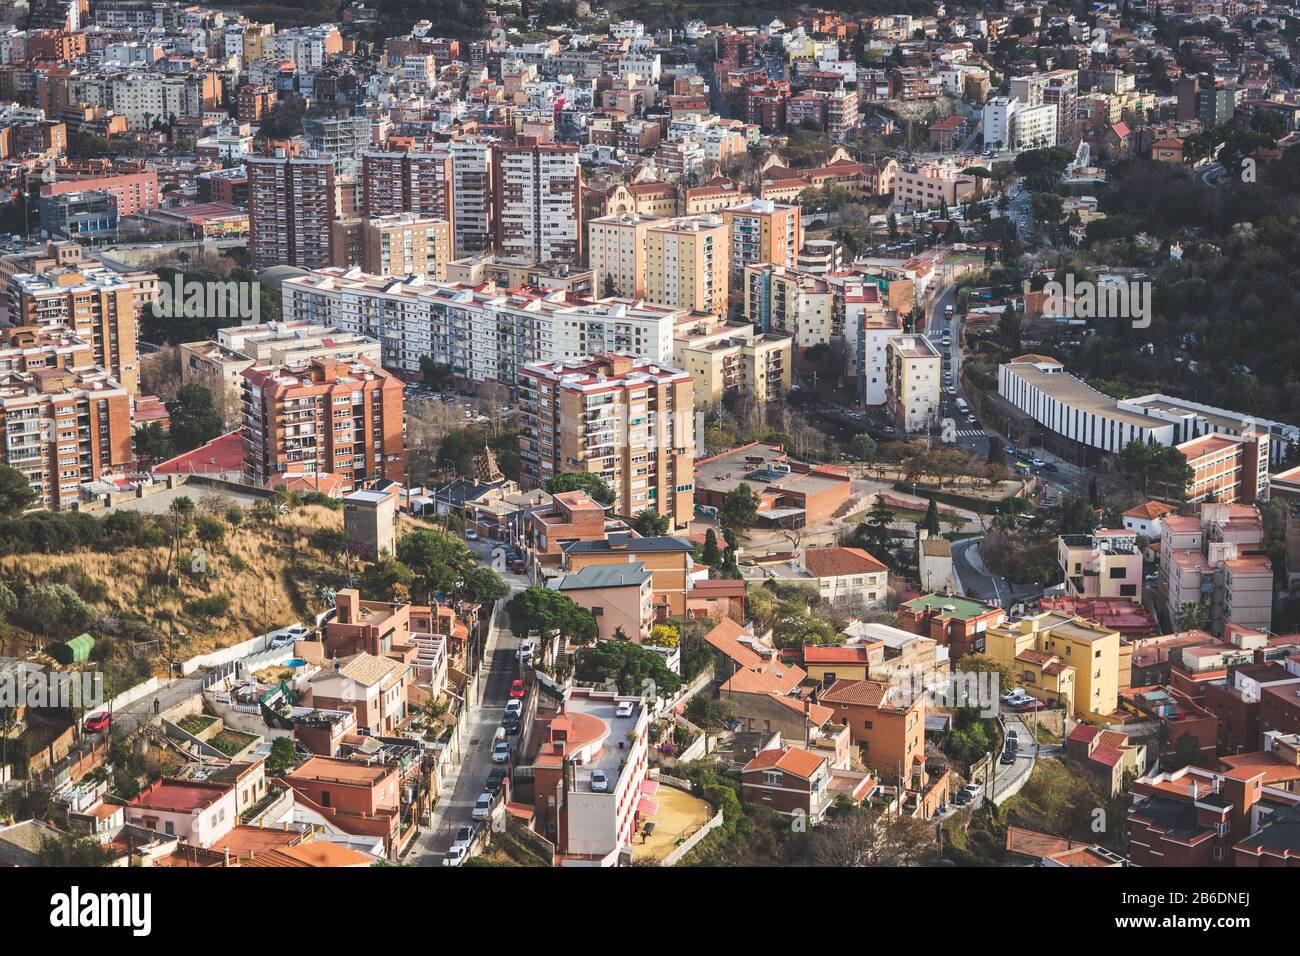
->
<box><xmin>903</xmin><ymin>593</ymin><xmax>996</xmax><ymax>620</ymax></box>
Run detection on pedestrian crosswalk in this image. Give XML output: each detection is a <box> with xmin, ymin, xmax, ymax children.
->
<box><xmin>955</xmin><ymin>429</ymin><xmax>989</xmax><ymax>438</ymax></box>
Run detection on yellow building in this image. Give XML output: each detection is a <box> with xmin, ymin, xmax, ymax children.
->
<box><xmin>587</xmin><ymin>212</ymin><xmax>657</xmax><ymax>298</ymax></box>
<box><xmin>720</xmin><ymin>199</ymin><xmax>801</xmax><ymax>279</ymax></box>
<box><xmin>361</xmin><ymin>213</ymin><xmax>453</xmax><ymax>280</ymax></box>
<box><xmin>643</xmin><ymin>215</ymin><xmax>729</xmax><ymax>316</ymax></box>
<box><xmin>985</xmin><ymin>612</ymin><xmax>1122</xmax><ymax>720</ymax></box>
<box><xmin>885</xmin><ymin>334</ymin><xmax>941</xmax><ymax>434</ymax></box>
<box><xmin>672</xmin><ymin>314</ymin><xmax>793</xmax><ymax>410</ymax></box>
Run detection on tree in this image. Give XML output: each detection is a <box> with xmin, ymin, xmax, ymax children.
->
<box><xmin>921</xmin><ymin>498</ymin><xmax>941</xmax><ymax>536</ymax></box>
<box><xmin>311</xmin><ymin>527</ymin><xmax>347</xmax><ymax>558</ymax></box>
<box><xmin>418</xmin><ymin>357</ymin><xmax>454</xmax><ymax>391</ymax></box>
<box><xmin>811</xmin><ymin>808</ymin><xmax>939</xmax><ymax>866</ymax></box>
<box><xmin>702</xmin><ymin>528</ymin><xmax>721</xmax><ymax>566</ymax></box>
<box><xmin>848</xmin><ymin>433</ymin><xmax>878</xmax><ymax>460</ymax></box>
<box><xmin>36</xmin><ymin>831</ymin><xmax>113</xmax><ymax>867</ymax></box>
<box><xmin>719</xmin><ymin>483</ymin><xmax>759</xmax><ymax>533</ymax></box>
<box><xmin>506</xmin><ymin>587</ymin><xmax>598</xmax><ymax>645</ymax></box>
<box><xmin>955</xmin><ymin>653</ymin><xmax>1016</xmax><ymax>696</ymax></box>
<box><xmin>544</xmin><ymin>472</ymin><xmax>614</xmax><ymax>506</ymax></box>
<box><xmin>649</xmin><ymin>623</ymin><xmax>680</xmax><ymax>647</ymax></box>
<box><xmin>574</xmin><ymin>640</ymin><xmax>681</xmax><ymax>695</ymax></box>
<box><xmin>1057</xmin><ymin>494</ymin><xmax>1096</xmax><ymax>535</ymax></box>
<box><xmin>1176</xmin><ymin>600</ymin><xmax>1211</xmax><ymax>632</ymax></box>
<box><xmin>862</xmin><ymin>499</ymin><xmax>895</xmax><ymax>559</ymax></box>
<box><xmin>360</xmin><ymin>558</ymin><xmax>414</xmax><ymax>602</ymax></box>
<box><xmin>631</xmin><ymin>509</ymin><xmax>670</xmax><ymax>537</ymax></box>
<box><xmin>134</xmin><ymin>422</ymin><xmax>174</xmax><ymax>464</ymax></box>
<box><xmin>986</xmin><ymin>436</ymin><xmax>1005</xmax><ymax>466</ymax></box>
<box><xmin>0</xmin><ymin>463</ymin><xmax>36</xmax><ymax>516</ymax></box>
<box><xmin>267</xmin><ymin>736</ymin><xmax>298</xmax><ymax>774</ymax></box>
<box><xmin>166</xmin><ymin>383</ymin><xmax>224</xmax><ymax>453</ymax></box>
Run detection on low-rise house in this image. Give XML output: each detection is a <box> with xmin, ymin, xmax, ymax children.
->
<box><xmin>306</xmin><ymin>652</ymin><xmax>410</xmax><ymax>736</ymax></box>
<box><xmin>553</xmin><ymin>562</ymin><xmax>655</xmax><ymax>642</ymax></box>
<box><xmin>740</xmin><ymin>745</ymin><xmax>833</xmax><ymax>823</ymax></box>
<box><xmin>125</xmin><ymin>779</ymin><xmax>238</xmax><ymax>848</ymax></box>
<box><xmin>897</xmin><ymin>593</ymin><xmax>1006</xmax><ymax>661</ymax></box>
<box><xmin>1064</xmin><ymin>724</ymin><xmax>1146</xmax><ymax>795</ymax></box>
<box><xmin>281</xmin><ymin>755</ymin><xmax>406</xmax><ymax>860</ymax></box>
<box><xmin>818</xmin><ymin>678</ymin><xmax>925</xmax><ymax>783</ymax></box>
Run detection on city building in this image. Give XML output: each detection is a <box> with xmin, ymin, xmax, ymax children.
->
<box><xmin>1158</xmin><ymin>504</ymin><xmax>1272</xmax><ymax>637</ymax></box>
<box><xmin>587</xmin><ymin>213</ymin><xmax>656</xmax><ymax>298</ymax></box>
<box><xmin>518</xmin><ymin>354</ymin><xmax>695</xmax><ymax>529</ymax></box>
<box><xmin>1058</xmin><ymin>529</ymin><xmax>1143</xmax><ymax>601</ymax></box>
<box><xmin>247</xmin><ymin>153</ymin><xmax>337</xmax><ymax>270</ymax></box>
<box><xmin>885</xmin><ymin>334</ymin><xmax>941</xmax><ymax>433</ymax></box>
<box><xmin>343</xmin><ymin>487</ymin><xmax>398</xmax><ymax>560</ymax></box>
<box><xmin>720</xmin><ymin>200</ymin><xmax>801</xmax><ymax>279</ymax></box>
<box><xmin>492</xmin><ymin>142</ymin><xmax>582</xmax><ymax>265</ymax></box>
<box><xmin>985</xmin><ymin>611</ymin><xmax>1124</xmax><ymax>720</ymax></box>
<box><xmin>241</xmin><ymin>356</ymin><xmax>405</xmax><ymax>491</ymax></box>
<box><xmin>671</xmin><ymin>314</ymin><xmax>792</xmax><ymax>410</ymax></box>
<box><xmin>642</xmin><ymin>216</ymin><xmax>730</xmax><ymax>317</ymax></box>
<box><xmin>360</xmin><ymin>214</ymin><xmax>453</xmax><ymax>280</ymax></box>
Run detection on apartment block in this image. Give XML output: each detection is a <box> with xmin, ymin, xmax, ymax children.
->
<box><xmin>518</xmin><ymin>353</ymin><xmax>695</xmax><ymax>529</ymax></box>
<box><xmin>281</xmin><ymin>268</ymin><xmax>678</xmax><ymax>383</ymax></box>
<box><xmin>0</xmin><ymin>365</ymin><xmax>132</xmax><ymax>510</ymax></box>
<box><xmin>247</xmin><ymin>153</ymin><xmax>337</xmax><ymax>270</ymax></box>
<box><xmin>672</xmin><ymin>314</ymin><xmax>792</xmax><ymax>410</ymax></box>
<box><xmin>885</xmin><ymin>334</ymin><xmax>940</xmax><ymax>433</ymax></box>
<box><xmin>6</xmin><ymin>268</ymin><xmax>139</xmax><ymax>394</ymax></box>
<box><xmin>890</xmin><ymin>161</ymin><xmax>979</xmax><ymax>212</ymax></box>
<box><xmin>39</xmin><ymin>167</ymin><xmax>158</xmax><ymax>218</ymax></box>
<box><xmin>241</xmin><ymin>356</ymin><xmax>405</xmax><ymax>491</ymax></box>
<box><xmin>587</xmin><ymin>213</ymin><xmax>656</xmax><ymax>298</ymax></box>
<box><xmin>450</xmin><ymin>139</ymin><xmax>495</xmax><ymax>257</ymax></box>
<box><xmin>360</xmin><ymin>148</ymin><xmax>454</xmax><ymax>231</ymax></box>
<box><xmin>721</xmin><ymin>200</ymin><xmax>801</xmax><ymax>280</ymax></box>
<box><xmin>741</xmin><ymin>264</ymin><xmax>835</xmax><ymax>349</ymax></box>
<box><xmin>1159</xmin><ymin>504</ymin><xmax>1272</xmax><ymax>636</ymax></box>
<box><xmin>642</xmin><ymin>216</ymin><xmax>729</xmax><ymax>317</ymax></box>
<box><xmin>985</xmin><ymin>611</ymin><xmax>1123</xmax><ymax>720</ymax></box>
<box><xmin>1058</xmin><ymin>529</ymin><xmax>1143</xmax><ymax>602</ymax></box>
<box><xmin>1010</xmin><ymin>70</ymin><xmax>1079</xmax><ymax>147</ymax></box>
<box><xmin>1178</xmin><ymin>432</ymin><xmax>1270</xmax><ymax>505</ymax></box>
<box><xmin>361</xmin><ymin>214</ymin><xmax>453</xmax><ymax>280</ymax></box>
<box><xmin>492</xmin><ymin>142</ymin><xmax>582</xmax><ymax>265</ymax></box>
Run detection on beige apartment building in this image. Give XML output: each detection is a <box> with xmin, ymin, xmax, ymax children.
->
<box><xmin>643</xmin><ymin>215</ymin><xmax>729</xmax><ymax>317</ymax></box>
<box><xmin>181</xmin><ymin>321</ymin><xmax>381</xmax><ymax>428</ymax></box>
<box><xmin>587</xmin><ymin>213</ymin><xmax>657</xmax><ymax>298</ymax></box>
<box><xmin>0</xmin><ymin>364</ymin><xmax>133</xmax><ymax>510</ymax></box>
<box><xmin>721</xmin><ymin>199</ymin><xmax>801</xmax><ymax>279</ymax></box>
<box><xmin>985</xmin><ymin>611</ymin><xmax>1123</xmax><ymax>721</ymax></box>
<box><xmin>360</xmin><ymin>213</ymin><xmax>453</xmax><ymax>280</ymax></box>
<box><xmin>741</xmin><ymin>264</ymin><xmax>835</xmax><ymax>349</ymax></box>
<box><xmin>672</xmin><ymin>315</ymin><xmax>792</xmax><ymax>410</ymax></box>
<box><xmin>1159</xmin><ymin>504</ymin><xmax>1272</xmax><ymax>636</ymax></box>
<box><xmin>6</xmin><ymin>268</ymin><xmax>139</xmax><ymax>394</ymax></box>
<box><xmin>890</xmin><ymin>161</ymin><xmax>980</xmax><ymax>212</ymax></box>
<box><xmin>885</xmin><ymin>334</ymin><xmax>941</xmax><ymax>433</ymax></box>
<box><xmin>518</xmin><ymin>353</ymin><xmax>695</xmax><ymax>529</ymax></box>
<box><xmin>1058</xmin><ymin>529</ymin><xmax>1144</xmax><ymax>601</ymax></box>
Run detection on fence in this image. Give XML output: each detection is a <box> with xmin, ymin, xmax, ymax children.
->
<box><xmin>659</xmin><ymin>809</ymin><xmax>724</xmax><ymax>867</ymax></box>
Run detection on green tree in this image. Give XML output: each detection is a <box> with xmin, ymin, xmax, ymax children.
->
<box><xmin>167</xmin><ymin>383</ymin><xmax>224</xmax><ymax>453</ymax></box>
<box><xmin>506</xmin><ymin>587</ymin><xmax>598</xmax><ymax>644</ymax></box>
<box><xmin>631</xmin><ymin>509</ymin><xmax>670</xmax><ymax>537</ymax></box>
<box><xmin>0</xmin><ymin>463</ymin><xmax>36</xmax><ymax>516</ymax></box>
<box><xmin>311</xmin><ymin>527</ymin><xmax>348</xmax><ymax>558</ymax></box>
<box><xmin>134</xmin><ymin>422</ymin><xmax>174</xmax><ymax>464</ymax></box>
<box><xmin>921</xmin><ymin>498</ymin><xmax>941</xmax><ymax>536</ymax></box>
<box><xmin>575</xmin><ymin>640</ymin><xmax>681</xmax><ymax>695</ymax></box>
<box><xmin>719</xmin><ymin>483</ymin><xmax>759</xmax><ymax>533</ymax></box>
<box><xmin>36</xmin><ymin>831</ymin><xmax>113</xmax><ymax>867</ymax></box>
<box><xmin>701</xmin><ymin>528</ymin><xmax>721</xmax><ymax>566</ymax></box>
<box><xmin>862</xmin><ymin>499</ymin><xmax>895</xmax><ymax>559</ymax></box>
<box><xmin>544</xmin><ymin>472</ymin><xmax>614</xmax><ymax>506</ymax></box>
<box><xmin>849</xmin><ymin>433</ymin><xmax>878</xmax><ymax>460</ymax></box>
<box><xmin>267</xmin><ymin>736</ymin><xmax>298</xmax><ymax>774</ymax></box>
<box><xmin>986</xmin><ymin>436</ymin><xmax>1005</xmax><ymax>466</ymax></box>
<box><xmin>360</xmin><ymin>557</ymin><xmax>415</xmax><ymax>602</ymax></box>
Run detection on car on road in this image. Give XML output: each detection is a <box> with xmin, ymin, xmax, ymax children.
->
<box><xmin>443</xmin><ymin>844</ymin><xmax>469</xmax><ymax>867</ymax></box>
<box><xmin>509</xmin><ymin>679</ymin><xmax>526</xmax><ymax>699</ymax></box>
<box><xmin>269</xmin><ymin>624</ymin><xmax>310</xmax><ymax>649</ymax></box>
<box><xmin>591</xmin><ymin>769</ymin><xmax>609</xmax><ymax>792</ymax></box>
<box><xmin>1041</xmin><ymin>463</ymin><xmax>1059</xmax><ymax>473</ymax></box>
<box><xmin>465</xmin><ymin>529</ymin><xmax>479</xmax><ymax>540</ymax></box>
<box><xmin>1000</xmin><ymin>750</ymin><xmax>1017</xmax><ymax>765</ymax></box>
<box><xmin>472</xmin><ymin>792</ymin><xmax>494</xmax><ymax>820</ymax></box>
<box><xmin>83</xmin><ymin>712</ymin><xmax>111</xmax><ymax>734</ymax></box>
<box><xmin>517</xmin><ymin>639</ymin><xmax>535</xmax><ymax>663</ymax></box>
<box><xmin>509</xmin><ymin>559</ymin><xmax>527</xmax><ymax>574</ymax></box>
<box><xmin>452</xmin><ymin>825</ymin><xmax>475</xmax><ymax>850</ymax></box>
<box><xmin>1031</xmin><ymin>458</ymin><xmax>1045</xmax><ymax>468</ymax></box>
<box><xmin>486</xmin><ymin>767</ymin><xmax>507</xmax><ymax>795</ymax></box>
<box><xmin>492</xmin><ymin>739</ymin><xmax>510</xmax><ymax>763</ymax></box>
<box><xmin>1005</xmin><ymin>737</ymin><xmax>1019</xmax><ymax>753</ymax></box>
<box><xmin>1002</xmin><ymin>689</ymin><xmax>1025</xmax><ymax>704</ymax></box>
<box><xmin>1006</xmin><ymin>730</ymin><xmax>1019</xmax><ymax>742</ymax></box>
<box><xmin>1014</xmin><ymin>697</ymin><xmax>1046</xmax><ymax>713</ymax></box>
<box><xmin>505</xmin><ymin>699</ymin><xmax>523</xmax><ymax>719</ymax></box>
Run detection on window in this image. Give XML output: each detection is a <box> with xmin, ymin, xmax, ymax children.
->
<box><xmin>761</xmin><ymin>770</ymin><xmax>781</xmax><ymax>786</ymax></box>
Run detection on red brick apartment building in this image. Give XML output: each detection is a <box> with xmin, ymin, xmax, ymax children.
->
<box><xmin>241</xmin><ymin>357</ymin><xmax>404</xmax><ymax>491</ymax></box>
<box><xmin>40</xmin><ymin>166</ymin><xmax>159</xmax><ymax>218</ymax></box>
<box><xmin>282</xmin><ymin>755</ymin><xmax>408</xmax><ymax>859</ymax></box>
<box><xmin>896</xmin><ymin>593</ymin><xmax>1007</xmax><ymax>659</ymax></box>
<box><xmin>247</xmin><ymin>152</ymin><xmax>337</xmax><ymax>270</ymax></box>
<box><xmin>818</xmin><ymin>678</ymin><xmax>925</xmax><ymax>783</ymax></box>
<box><xmin>1129</xmin><ymin>764</ymin><xmax>1300</xmax><ymax>866</ymax></box>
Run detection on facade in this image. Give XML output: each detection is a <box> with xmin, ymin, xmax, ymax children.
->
<box><xmin>1158</xmin><ymin>504</ymin><xmax>1272</xmax><ymax>637</ymax></box>
<box><xmin>554</xmin><ymin>562</ymin><xmax>655</xmax><ymax>642</ymax></box>
<box><xmin>343</xmin><ymin>487</ymin><xmax>398</xmax><ymax>560</ymax></box>
<box><xmin>720</xmin><ymin>200</ymin><xmax>801</xmax><ymax>279</ymax></box>
<box><xmin>241</xmin><ymin>356</ymin><xmax>405</xmax><ymax>491</ymax></box>
<box><xmin>986</xmin><ymin>611</ymin><xmax>1123</xmax><ymax>720</ymax></box>
<box><xmin>642</xmin><ymin>216</ymin><xmax>730</xmax><ymax>317</ymax></box>
<box><xmin>587</xmin><ymin>213</ymin><xmax>655</xmax><ymax>298</ymax></box>
<box><xmin>890</xmin><ymin>161</ymin><xmax>979</xmax><ymax>211</ymax></box>
<box><xmin>671</xmin><ymin>314</ymin><xmax>792</xmax><ymax>410</ymax></box>
<box><xmin>896</xmin><ymin>593</ymin><xmax>1007</xmax><ymax>660</ymax></box>
<box><xmin>740</xmin><ymin>746</ymin><xmax>833</xmax><ymax>823</ymax></box>
<box><xmin>360</xmin><ymin>148</ymin><xmax>454</xmax><ymax>228</ymax></box>
<box><xmin>518</xmin><ymin>354</ymin><xmax>695</xmax><ymax>529</ymax></box>
<box><xmin>819</xmin><ymin>678</ymin><xmax>925</xmax><ymax>782</ymax></box>
<box><xmin>361</xmin><ymin>214</ymin><xmax>453</xmax><ymax>280</ymax></box>
<box><xmin>492</xmin><ymin>142</ymin><xmax>582</xmax><ymax>264</ymax></box>
<box><xmin>247</xmin><ymin>153</ymin><xmax>337</xmax><ymax>270</ymax></box>
<box><xmin>885</xmin><ymin>334</ymin><xmax>941</xmax><ymax>433</ymax></box>
<box><xmin>1058</xmin><ymin>530</ymin><xmax>1143</xmax><ymax>601</ymax></box>
<box><xmin>801</xmin><ymin>546</ymin><xmax>890</xmax><ymax>606</ymax></box>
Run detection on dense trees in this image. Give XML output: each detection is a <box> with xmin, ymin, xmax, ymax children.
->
<box><xmin>167</xmin><ymin>384</ymin><xmax>224</xmax><ymax>453</ymax></box>
<box><xmin>0</xmin><ymin>464</ymin><xmax>36</xmax><ymax>516</ymax></box>
<box><xmin>544</xmin><ymin>472</ymin><xmax>614</xmax><ymax>506</ymax></box>
<box><xmin>574</xmin><ymin>640</ymin><xmax>681</xmax><ymax>696</ymax></box>
<box><xmin>506</xmin><ymin>587</ymin><xmax>597</xmax><ymax>645</ymax></box>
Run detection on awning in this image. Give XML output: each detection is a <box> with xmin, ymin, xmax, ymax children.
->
<box><xmin>637</xmin><ymin>797</ymin><xmax>659</xmax><ymax>817</ymax></box>
<box><xmin>640</xmin><ymin>780</ymin><xmax>659</xmax><ymax>796</ymax></box>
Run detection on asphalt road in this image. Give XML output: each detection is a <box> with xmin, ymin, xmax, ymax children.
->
<box><xmin>950</xmin><ymin>537</ymin><xmax>1042</xmax><ymax>609</ymax></box>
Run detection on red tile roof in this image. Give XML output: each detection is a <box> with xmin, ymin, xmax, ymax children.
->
<box><xmin>152</xmin><ymin>429</ymin><xmax>244</xmax><ymax>475</ymax></box>
<box><xmin>803</xmin><ymin>546</ymin><xmax>887</xmax><ymax>578</ymax></box>
<box><xmin>743</xmin><ymin>746</ymin><xmax>826</xmax><ymax>779</ymax></box>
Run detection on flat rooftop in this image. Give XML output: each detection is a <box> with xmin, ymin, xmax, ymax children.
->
<box><xmin>1002</xmin><ymin>362</ymin><xmax>1158</xmax><ymax>429</ymax></box>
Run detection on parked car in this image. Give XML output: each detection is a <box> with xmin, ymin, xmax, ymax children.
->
<box><xmin>590</xmin><ymin>769</ymin><xmax>609</xmax><ymax>792</ymax></box>
<box><xmin>486</xmin><ymin>768</ymin><xmax>507</xmax><ymax>795</ymax></box>
<box><xmin>509</xmin><ymin>679</ymin><xmax>526</xmax><ymax>699</ymax></box>
<box><xmin>1014</xmin><ymin>697</ymin><xmax>1046</xmax><ymax>713</ymax></box>
<box><xmin>1031</xmin><ymin>458</ymin><xmax>1046</xmax><ymax>468</ymax></box>
<box><xmin>504</xmin><ymin>699</ymin><xmax>523</xmax><ymax>719</ymax></box>
<box><xmin>1002</xmin><ymin>689</ymin><xmax>1025</xmax><ymax>704</ymax></box>
<box><xmin>1005</xmin><ymin>738</ymin><xmax>1019</xmax><ymax>753</ymax></box>
<box><xmin>509</xmin><ymin>559</ymin><xmax>527</xmax><ymax>574</ymax></box>
<box><xmin>1005</xmin><ymin>730</ymin><xmax>1019</xmax><ymax>742</ymax></box>
<box><xmin>1042</xmin><ymin>463</ymin><xmax>1059</xmax><ymax>473</ymax></box>
<box><xmin>492</xmin><ymin>740</ymin><xmax>510</xmax><ymax>763</ymax></box>
<box><xmin>452</xmin><ymin>825</ymin><xmax>475</xmax><ymax>850</ymax></box>
<box><xmin>465</xmin><ymin>530</ymin><xmax>479</xmax><ymax>541</ymax></box>
<box><xmin>472</xmin><ymin>792</ymin><xmax>493</xmax><ymax>820</ymax></box>
<box><xmin>443</xmin><ymin>844</ymin><xmax>469</xmax><ymax>867</ymax></box>
<box><xmin>615</xmin><ymin>700</ymin><xmax>636</xmax><ymax>718</ymax></box>
<box><xmin>83</xmin><ymin>712</ymin><xmax>111</xmax><ymax>734</ymax></box>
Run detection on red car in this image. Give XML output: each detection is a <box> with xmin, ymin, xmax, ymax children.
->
<box><xmin>1014</xmin><ymin>698</ymin><xmax>1046</xmax><ymax>713</ymax></box>
<box><xmin>509</xmin><ymin>679</ymin><xmax>526</xmax><ymax>699</ymax></box>
<box><xmin>83</xmin><ymin>712</ymin><xmax>111</xmax><ymax>734</ymax></box>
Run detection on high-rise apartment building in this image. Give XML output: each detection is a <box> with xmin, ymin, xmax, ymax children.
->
<box><xmin>587</xmin><ymin>213</ymin><xmax>657</xmax><ymax>298</ymax></box>
<box><xmin>6</xmin><ymin>268</ymin><xmax>139</xmax><ymax>394</ymax></box>
<box><xmin>450</xmin><ymin>139</ymin><xmax>495</xmax><ymax>257</ymax></box>
<box><xmin>360</xmin><ymin>148</ymin><xmax>454</xmax><ymax>232</ymax></box>
<box><xmin>518</xmin><ymin>353</ymin><xmax>695</xmax><ymax>528</ymax></box>
<box><xmin>241</xmin><ymin>356</ymin><xmax>405</xmax><ymax>491</ymax></box>
<box><xmin>885</xmin><ymin>334</ymin><xmax>941</xmax><ymax>433</ymax></box>
<box><xmin>1010</xmin><ymin>70</ymin><xmax>1078</xmax><ymax>147</ymax></box>
<box><xmin>0</xmin><ymin>363</ymin><xmax>132</xmax><ymax>510</ymax></box>
<box><xmin>672</xmin><ymin>314</ymin><xmax>793</xmax><ymax>410</ymax></box>
<box><xmin>492</xmin><ymin>142</ymin><xmax>582</xmax><ymax>265</ymax></box>
<box><xmin>361</xmin><ymin>214</ymin><xmax>453</xmax><ymax>280</ymax></box>
<box><xmin>721</xmin><ymin>200</ymin><xmax>801</xmax><ymax>280</ymax></box>
<box><xmin>247</xmin><ymin>152</ymin><xmax>337</xmax><ymax>270</ymax></box>
<box><xmin>643</xmin><ymin>216</ymin><xmax>729</xmax><ymax>317</ymax></box>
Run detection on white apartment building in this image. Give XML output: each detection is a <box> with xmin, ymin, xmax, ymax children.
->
<box><xmin>280</xmin><ymin>268</ymin><xmax>681</xmax><ymax>385</ymax></box>
<box><xmin>885</xmin><ymin>334</ymin><xmax>941</xmax><ymax>433</ymax></box>
<box><xmin>450</xmin><ymin>139</ymin><xmax>495</xmax><ymax>256</ymax></box>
